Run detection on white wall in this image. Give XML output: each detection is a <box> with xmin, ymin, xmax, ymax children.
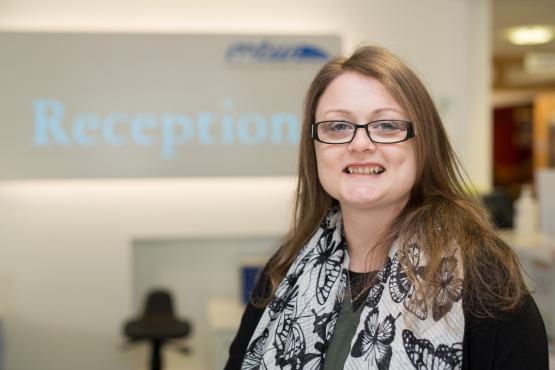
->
<box><xmin>0</xmin><ymin>0</ymin><xmax>492</xmax><ymax>190</ymax></box>
<box><xmin>0</xmin><ymin>1</ymin><xmax>491</xmax><ymax>369</ymax></box>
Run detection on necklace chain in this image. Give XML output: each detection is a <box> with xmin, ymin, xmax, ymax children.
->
<box><xmin>350</xmin><ymin>284</ymin><xmax>370</xmax><ymax>304</ymax></box>
<box><xmin>348</xmin><ymin>270</ymin><xmax>374</xmax><ymax>309</ymax></box>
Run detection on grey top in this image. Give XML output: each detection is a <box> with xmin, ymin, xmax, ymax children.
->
<box><xmin>323</xmin><ymin>270</ymin><xmax>377</xmax><ymax>370</ymax></box>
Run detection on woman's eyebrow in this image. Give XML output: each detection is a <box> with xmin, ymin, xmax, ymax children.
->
<box><xmin>321</xmin><ymin>108</ymin><xmax>352</xmax><ymax>116</ymax></box>
<box><xmin>321</xmin><ymin>107</ymin><xmax>405</xmax><ymax>116</ymax></box>
<box><xmin>372</xmin><ymin>107</ymin><xmax>405</xmax><ymax>115</ymax></box>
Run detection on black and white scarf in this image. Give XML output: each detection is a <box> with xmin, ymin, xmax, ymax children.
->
<box><xmin>241</xmin><ymin>209</ymin><xmax>464</xmax><ymax>370</ymax></box>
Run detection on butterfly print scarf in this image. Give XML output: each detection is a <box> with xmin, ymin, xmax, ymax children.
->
<box><xmin>242</xmin><ymin>209</ymin><xmax>464</xmax><ymax>370</ymax></box>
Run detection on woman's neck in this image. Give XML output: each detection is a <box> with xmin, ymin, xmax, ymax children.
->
<box><xmin>341</xmin><ymin>204</ymin><xmax>402</xmax><ymax>272</ymax></box>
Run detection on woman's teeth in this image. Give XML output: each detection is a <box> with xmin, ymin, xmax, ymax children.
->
<box><xmin>346</xmin><ymin>166</ymin><xmax>385</xmax><ymax>175</ymax></box>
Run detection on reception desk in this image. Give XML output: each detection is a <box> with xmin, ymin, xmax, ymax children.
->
<box><xmin>206</xmin><ymin>296</ymin><xmax>244</xmax><ymax>370</ymax></box>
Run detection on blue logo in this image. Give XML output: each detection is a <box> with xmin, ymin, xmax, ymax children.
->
<box><xmin>226</xmin><ymin>41</ymin><xmax>330</xmax><ymax>63</ymax></box>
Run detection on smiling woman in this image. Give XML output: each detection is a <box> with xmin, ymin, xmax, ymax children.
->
<box><xmin>225</xmin><ymin>46</ymin><xmax>549</xmax><ymax>370</ymax></box>
<box><xmin>313</xmin><ymin>72</ymin><xmax>417</xmax><ymax>253</ymax></box>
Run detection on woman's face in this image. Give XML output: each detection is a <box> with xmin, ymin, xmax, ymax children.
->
<box><xmin>314</xmin><ymin>71</ymin><xmax>417</xmax><ymax>213</ymax></box>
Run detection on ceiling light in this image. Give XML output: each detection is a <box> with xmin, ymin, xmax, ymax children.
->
<box><xmin>507</xmin><ymin>26</ymin><xmax>554</xmax><ymax>45</ymax></box>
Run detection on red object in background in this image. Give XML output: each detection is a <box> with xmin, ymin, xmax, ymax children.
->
<box><xmin>493</xmin><ymin>105</ymin><xmax>533</xmax><ymax>197</ymax></box>
<box><xmin>494</xmin><ymin>107</ymin><xmax>520</xmax><ymax>165</ymax></box>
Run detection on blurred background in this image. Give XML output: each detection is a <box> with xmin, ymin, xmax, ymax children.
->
<box><xmin>0</xmin><ymin>0</ymin><xmax>554</xmax><ymax>369</ymax></box>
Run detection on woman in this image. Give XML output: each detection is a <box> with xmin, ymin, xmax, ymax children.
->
<box><xmin>225</xmin><ymin>46</ymin><xmax>548</xmax><ymax>369</ymax></box>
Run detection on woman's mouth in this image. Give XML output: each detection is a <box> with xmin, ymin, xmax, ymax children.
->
<box><xmin>343</xmin><ymin>165</ymin><xmax>386</xmax><ymax>175</ymax></box>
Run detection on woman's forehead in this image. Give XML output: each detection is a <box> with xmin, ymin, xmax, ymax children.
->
<box><xmin>315</xmin><ymin>72</ymin><xmax>406</xmax><ymax>121</ymax></box>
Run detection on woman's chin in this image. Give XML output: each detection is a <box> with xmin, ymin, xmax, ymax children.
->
<box><xmin>340</xmin><ymin>188</ymin><xmax>378</xmax><ymax>204</ymax></box>
<box><xmin>339</xmin><ymin>196</ymin><xmax>381</xmax><ymax>210</ymax></box>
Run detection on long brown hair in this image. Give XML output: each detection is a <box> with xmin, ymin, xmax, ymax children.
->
<box><xmin>259</xmin><ymin>45</ymin><xmax>526</xmax><ymax>319</ymax></box>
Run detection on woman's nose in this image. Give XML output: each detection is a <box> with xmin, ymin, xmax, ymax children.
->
<box><xmin>347</xmin><ymin>127</ymin><xmax>376</xmax><ymax>152</ymax></box>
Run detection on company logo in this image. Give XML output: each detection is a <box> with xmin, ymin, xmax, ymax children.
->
<box><xmin>226</xmin><ymin>41</ymin><xmax>330</xmax><ymax>63</ymax></box>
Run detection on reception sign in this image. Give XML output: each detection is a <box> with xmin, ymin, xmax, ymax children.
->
<box><xmin>0</xmin><ymin>32</ymin><xmax>340</xmax><ymax>178</ymax></box>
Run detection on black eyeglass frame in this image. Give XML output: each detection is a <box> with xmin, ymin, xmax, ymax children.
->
<box><xmin>311</xmin><ymin>120</ymin><xmax>415</xmax><ymax>144</ymax></box>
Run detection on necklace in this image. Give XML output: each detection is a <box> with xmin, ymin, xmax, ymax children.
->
<box><xmin>348</xmin><ymin>270</ymin><xmax>376</xmax><ymax>311</ymax></box>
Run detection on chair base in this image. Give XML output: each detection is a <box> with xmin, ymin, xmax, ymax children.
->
<box><xmin>150</xmin><ymin>339</ymin><xmax>163</xmax><ymax>370</ymax></box>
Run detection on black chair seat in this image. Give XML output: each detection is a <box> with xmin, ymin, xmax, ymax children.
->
<box><xmin>124</xmin><ymin>317</ymin><xmax>190</xmax><ymax>340</ymax></box>
<box><xmin>123</xmin><ymin>289</ymin><xmax>192</xmax><ymax>370</ymax></box>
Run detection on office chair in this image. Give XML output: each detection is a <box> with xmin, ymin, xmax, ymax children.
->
<box><xmin>481</xmin><ymin>188</ymin><xmax>514</xmax><ymax>229</ymax></box>
<box><xmin>123</xmin><ymin>289</ymin><xmax>192</xmax><ymax>370</ymax></box>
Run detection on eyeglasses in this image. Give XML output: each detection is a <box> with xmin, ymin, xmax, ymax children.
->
<box><xmin>311</xmin><ymin>120</ymin><xmax>415</xmax><ymax>144</ymax></box>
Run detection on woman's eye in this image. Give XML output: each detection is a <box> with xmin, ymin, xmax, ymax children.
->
<box><xmin>375</xmin><ymin>121</ymin><xmax>401</xmax><ymax>130</ymax></box>
<box><xmin>328</xmin><ymin>122</ymin><xmax>351</xmax><ymax>131</ymax></box>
